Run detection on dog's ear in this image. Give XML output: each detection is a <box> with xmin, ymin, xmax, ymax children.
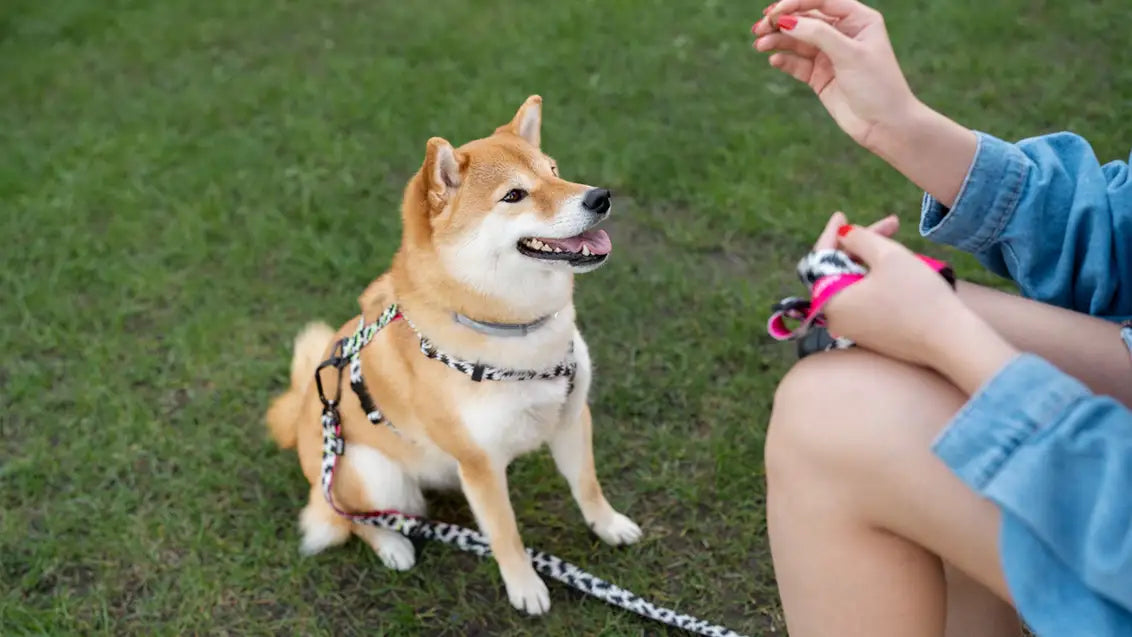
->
<box><xmin>497</xmin><ymin>95</ymin><xmax>541</xmax><ymax>148</ymax></box>
<box><xmin>422</xmin><ymin>137</ymin><xmax>462</xmax><ymax>211</ymax></box>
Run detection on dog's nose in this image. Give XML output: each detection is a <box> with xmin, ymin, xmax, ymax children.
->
<box><xmin>582</xmin><ymin>188</ymin><xmax>611</xmax><ymax>215</ymax></box>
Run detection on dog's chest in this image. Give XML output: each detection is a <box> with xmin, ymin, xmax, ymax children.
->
<box><xmin>460</xmin><ymin>378</ymin><xmax>570</xmax><ymax>462</ymax></box>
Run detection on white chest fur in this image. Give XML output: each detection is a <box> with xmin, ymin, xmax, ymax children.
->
<box><xmin>459</xmin><ymin>375</ymin><xmax>573</xmax><ymax>464</ymax></box>
<box><xmin>377</xmin><ymin>330</ymin><xmax>592</xmax><ymax>490</ymax></box>
<box><xmin>459</xmin><ymin>329</ymin><xmax>592</xmax><ymax>465</ymax></box>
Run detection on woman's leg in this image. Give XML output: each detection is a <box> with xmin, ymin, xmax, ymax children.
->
<box><xmin>944</xmin><ymin>566</ymin><xmax>1022</xmax><ymax>637</ymax></box>
<box><xmin>766</xmin><ymin>284</ymin><xmax>1131</xmax><ymax>636</ymax></box>
<box><xmin>766</xmin><ymin>350</ymin><xmax>1010</xmax><ymax>637</ymax></box>
<box><xmin>943</xmin><ymin>282</ymin><xmax>1132</xmax><ymax>634</ymax></box>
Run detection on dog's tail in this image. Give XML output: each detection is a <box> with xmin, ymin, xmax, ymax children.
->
<box><xmin>265</xmin><ymin>321</ymin><xmax>337</xmax><ymax>449</ymax></box>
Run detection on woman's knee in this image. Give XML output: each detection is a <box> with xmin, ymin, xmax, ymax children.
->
<box><xmin>766</xmin><ymin>349</ymin><xmax>965</xmax><ymax>485</ymax></box>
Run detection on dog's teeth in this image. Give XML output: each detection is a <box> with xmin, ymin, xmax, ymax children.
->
<box><xmin>554</xmin><ymin>247</ymin><xmax>563</xmax><ymax>253</ymax></box>
<box><xmin>540</xmin><ymin>244</ymin><xmax>552</xmax><ymax>252</ymax></box>
<box><xmin>581</xmin><ymin>245</ymin><xmax>591</xmax><ymax>256</ymax></box>
<box><xmin>528</xmin><ymin>239</ymin><xmax>543</xmax><ymax>249</ymax></box>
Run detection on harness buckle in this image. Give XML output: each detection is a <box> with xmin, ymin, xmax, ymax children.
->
<box><xmin>471</xmin><ymin>363</ymin><xmax>486</xmax><ymax>382</ymax></box>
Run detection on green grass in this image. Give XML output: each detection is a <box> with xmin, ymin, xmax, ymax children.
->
<box><xmin>2</xmin><ymin>0</ymin><xmax>1130</xmax><ymax>634</ymax></box>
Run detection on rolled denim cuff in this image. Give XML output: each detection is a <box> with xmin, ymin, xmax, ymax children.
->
<box><xmin>931</xmin><ymin>353</ymin><xmax>1090</xmax><ymax>491</ymax></box>
<box><xmin>920</xmin><ymin>131</ymin><xmax>1031</xmax><ymax>254</ymax></box>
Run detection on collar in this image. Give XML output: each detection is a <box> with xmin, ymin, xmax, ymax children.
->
<box><xmin>452</xmin><ymin>310</ymin><xmax>558</xmax><ymax>337</ymax></box>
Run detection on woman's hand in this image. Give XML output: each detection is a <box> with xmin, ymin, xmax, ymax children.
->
<box><xmin>818</xmin><ymin>215</ymin><xmax>1019</xmax><ymax>394</ymax></box>
<box><xmin>752</xmin><ymin>0</ymin><xmax>918</xmax><ymax>151</ymax></box>
<box><xmin>751</xmin><ymin>1</ymin><xmax>978</xmax><ymax>207</ymax></box>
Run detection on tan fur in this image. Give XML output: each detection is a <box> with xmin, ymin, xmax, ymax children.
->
<box><xmin>265</xmin><ymin>95</ymin><xmax>640</xmax><ymax>614</ymax></box>
<box><xmin>265</xmin><ymin>322</ymin><xmax>336</xmax><ymax>449</ymax></box>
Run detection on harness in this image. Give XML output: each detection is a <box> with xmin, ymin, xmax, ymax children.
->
<box><xmin>767</xmin><ymin>249</ymin><xmax>956</xmax><ymax>358</ymax></box>
<box><xmin>313</xmin><ymin>304</ymin><xmax>748</xmax><ymax>637</ymax></box>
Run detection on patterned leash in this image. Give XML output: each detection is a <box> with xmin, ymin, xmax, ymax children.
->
<box><xmin>767</xmin><ymin>249</ymin><xmax>955</xmax><ymax>358</ymax></box>
<box><xmin>313</xmin><ymin>310</ymin><xmax>750</xmax><ymax>637</ymax></box>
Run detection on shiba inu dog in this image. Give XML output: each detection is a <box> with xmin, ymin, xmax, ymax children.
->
<box><xmin>265</xmin><ymin>95</ymin><xmax>641</xmax><ymax>615</ymax></box>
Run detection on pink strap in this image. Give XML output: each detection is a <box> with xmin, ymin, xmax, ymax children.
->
<box><xmin>767</xmin><ymin>252</ymin><xmax>953</xmax><ymax>343</ymax></box>
<box><xmin>809</xmin><ymin>273</ymin><xmax>863</xmax><ymax>315</ymax></box>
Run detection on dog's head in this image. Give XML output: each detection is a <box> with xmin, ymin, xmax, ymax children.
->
<box><xmin>400</xmin><ymin>96</ymin><xmax>612</xmax><ymax>314</ymax></box>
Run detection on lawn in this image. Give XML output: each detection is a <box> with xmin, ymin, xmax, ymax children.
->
<box><xmin>2</xmin><ymin>0</ymin><xmax>1130</xmax><ymax>634</ymax></box>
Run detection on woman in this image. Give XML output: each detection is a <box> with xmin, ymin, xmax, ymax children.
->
<box><xmin>751</xmin><ymin>1</ymin><xmax>1132</xmax><ymax>635</ymax></box>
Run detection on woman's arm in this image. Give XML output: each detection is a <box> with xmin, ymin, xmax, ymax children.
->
<box><xmin>919</xmin><ymin>132</ymin><xmax>1132</xmax><ymax>319</ymax></box>
<box><xmin>864</xmin><ymin>101</ymin><xmax>977</xmax><ymax>209</ymax></box>
<box><xmin>755</xmin><ymin>0</ymin><xmax>1132</xmax><ymax>317</ymax></box>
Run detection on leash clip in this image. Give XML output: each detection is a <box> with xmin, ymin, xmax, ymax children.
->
<box><xmin>314</xmin><ymin>339</ymin><xmax>349</xmax><ymax>411</ymax></box>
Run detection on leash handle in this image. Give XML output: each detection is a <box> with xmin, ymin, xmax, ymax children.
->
<box><xmin>768</xmin><ymin>249</ymin><xmax>955</xmax><ymax>345</ymax></box>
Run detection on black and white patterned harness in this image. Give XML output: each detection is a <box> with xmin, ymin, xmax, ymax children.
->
<box><xmin>313</xmin><ymin>304</ymin><xmax>748</xmax><ymax>637</ymax></box>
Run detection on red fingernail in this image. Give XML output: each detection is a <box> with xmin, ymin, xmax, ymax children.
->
<box><xmin>837</xmin><ymin>224</ymin><xmax>853</xmax><ymax>237</ymax></box>
<box><xmin>778</xmin><ymin>15</ymin><xmax>798</xmax><ymax>30</ymax></box>
<box><xmin>751</xmin><ymin>21</ymin><xmax>761</xmax><ymax>34</ymax></box>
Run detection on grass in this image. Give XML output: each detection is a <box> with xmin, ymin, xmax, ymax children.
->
<box><xmin>1</xmin><ymin>0</ymin><xmax>1130</xmax><ymax>634</ymax></box>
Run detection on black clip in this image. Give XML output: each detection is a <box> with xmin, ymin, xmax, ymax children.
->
<box><xmin>938</xmin><ymin>265</ymin><xmax>957</xmax><ymax>289</ymax></box>
<box><xmin>471</xmin><ymin>363</ymin><xmax>486</xmax><ymax>382</ymax></box>
<box><xmin>314</xmin><ymin>339</ymin><xmax>349</xmax><ymax>410</ymax></box>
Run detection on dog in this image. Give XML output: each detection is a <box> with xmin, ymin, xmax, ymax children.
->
<box><xmin>265</xmin><ymin>95</ymin><xmax>642</xmax><ymax>615</ymax></box>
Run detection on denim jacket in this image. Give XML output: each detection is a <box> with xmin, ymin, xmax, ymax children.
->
<box><xmin>919</xmin><ymin>131</ymin><xmax>1132</xmax><ymax>635</ymax></box>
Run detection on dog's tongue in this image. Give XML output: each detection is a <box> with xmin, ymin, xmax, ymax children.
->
<box><xmin>540</xmin><ymin>229</ymin><xmax>612</xmax><ymax>255</ymax></box>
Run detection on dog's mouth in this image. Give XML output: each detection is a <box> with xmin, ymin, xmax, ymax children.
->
<box><xmin>516</xmin><ymin>228</ymin><xmax>612</xmax><ymax>266</ymax></box>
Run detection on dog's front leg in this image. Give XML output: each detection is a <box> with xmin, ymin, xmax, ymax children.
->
<box><xmin>457</xmin><ymin>455</ymin><xmax>550</xmax><ymax>615</ymax></box>
<box><xmin>549</xmin><ymin>403</ymin><xmax>642</xmax><ymax>546</ymax></box>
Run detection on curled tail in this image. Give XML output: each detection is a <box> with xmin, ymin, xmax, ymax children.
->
<box><xmin>265</xmin><ymin>322</ymin><xmax>336</xmax><ymax>449</ymax></box>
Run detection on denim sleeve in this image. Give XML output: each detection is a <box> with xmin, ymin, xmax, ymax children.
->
<box><xmin>919</xmin><ymin>131</ymin><xmax>1132</xmax><ymax>320</ymax></box>
<box><xmin>933</xmin><ymin>354</ymin><xmax>1132</xmax><ymax>628</ymax></box>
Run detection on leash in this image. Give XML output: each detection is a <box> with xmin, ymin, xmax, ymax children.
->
<box><xmin>312</xmin><ymin>306</ymin><xmax>750</xmax><ymax>637</ymax></box>
<box><xmin>767</xmin><ymin>249</ymin><xmax>955</xmax><ymax>358</ymax></box>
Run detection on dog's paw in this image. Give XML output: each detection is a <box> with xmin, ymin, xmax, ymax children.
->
<box><xmin>591</xmin><ymin>512</ymin><xmax>643</xmax><ymax>546</ymax></box>
<box><xmin>503</xmin><ymin>567</ymin><xmax>550</xmax><ymax>615</ymax></box>
<box><xmin>376</xmin><ymin>533</ymin><xmax>416</xmax><ymax>571</ymax></box>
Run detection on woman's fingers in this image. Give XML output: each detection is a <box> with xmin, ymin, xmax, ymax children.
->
<box><xmin>815</xmin><ymin>213</ymin><xmax>895</xmax><ymax>251</ymax></box>
<box><xmin>767</xmin><ymin>14</ymin><xmax>860</xmax><ymax>63</ymax></box>
<box><xmin>866</xmin><ymin>214</ymin><xmax>899</xmax><ymax>238</ymax></box>
<box><xmin>759</xmin><ymin>0</ymin><xmax>880</xmax><ymax>38</ymax></box>
<box><xmin>768</xmin><ymin>51</ymin><xmax>815</xmax><ymax>83</ymax></box>
<box><xmin>766</xmin><ymin>0</ymin><xmax>871</xmax><ymax>21</ymax></box>
<box><xmin>837</xmin><ymin>223</ymin><xmax>907</xmax><ymax>267</ymax></box>
<box><xmin>813</xmin><ymin>212</ymin><xmax>849</xmax><ymax>250</ymax></box>
<box><xmin>753</xmin><ymin>32</ymin><xmax>820</xmax><ymax>58</ymax></box>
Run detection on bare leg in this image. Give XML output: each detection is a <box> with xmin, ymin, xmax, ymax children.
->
<box><xmin>766</xmin><ymin>280</ymin><xmax>1128</xmax><ymax>636</ymax></box>
<box><xmin>945</xmin><ymin>565</ymin><xmax>1023</xmax><ymax>637</ymax></box>
<box><xmin>766</xmin><ymin>350</ymin><xmax>1012</xmax><ymax>637</ymax></box>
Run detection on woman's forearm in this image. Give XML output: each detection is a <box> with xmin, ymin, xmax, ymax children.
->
<box><xmin>865</xmin><ymin>100</ymin><xmax>979</xmax><ymax>209</ymax></box>
<box><xmin>930</xmin><ymin>308</ymin><xmax>1020</xmax><ymax>396</ymax></box>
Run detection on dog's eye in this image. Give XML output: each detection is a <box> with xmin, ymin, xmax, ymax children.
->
<box><xmin>501</xmin><ymin>189</ymin><xmax>528</xmax><ymax>203</ymax></box>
